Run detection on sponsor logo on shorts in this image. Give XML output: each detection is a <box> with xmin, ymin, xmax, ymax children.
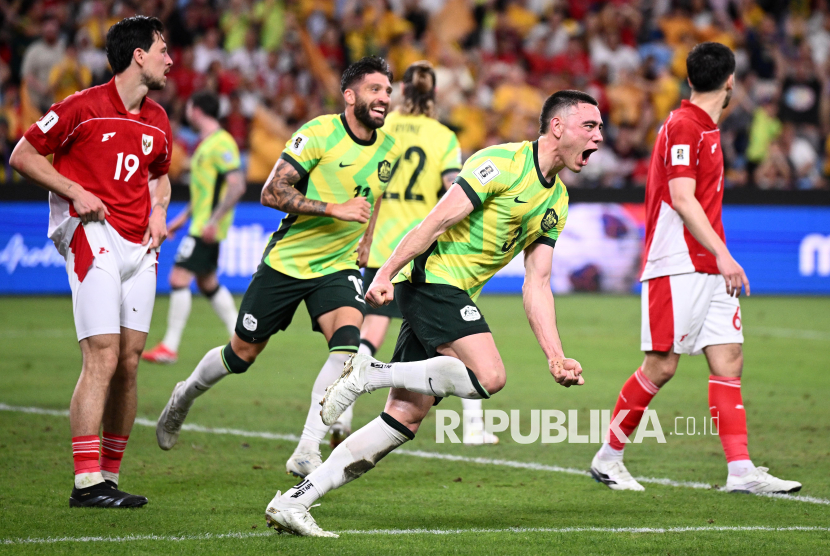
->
<box><xmin>141</xmin><ymin>134</ymin><xmax>153</xmax><ymax>155</ymax></box>
<box><xmin>460</xmin><ymin>305</ymin><xmax>481</xmax><ymax>322</ymax></box>
<box><xmin>36</xmin><ymin>111</ymin><xmax>59</xmax><ymax>133</ymax></box>
<box><xmin>289</xmin><ymin>133</ymin><xmax>309</xmax><ymax>155</ymax></box>
<box><xmin>472</xmin><ymin>159</ymin><xmax>500</xmax><ymax>185</ymax></box>
<box><xmin>98</xmin><ymin>247</ymin><xmax>109</xmax><ymax>254</ymax></box>
<box><xmin>242</xmin><ymin>313</ymin><xmax>258</xmax><ymax>331</ymax></box>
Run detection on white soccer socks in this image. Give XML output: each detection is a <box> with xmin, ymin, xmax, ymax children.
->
<box><xmin>208</xmin><ymin>285</ymin><xmax>237</xmax><ymax>336</ymax></box>
<box><xmin>162</xmin><ymin>287</ymin><xmax>192</xmax><ymax>352</ymax></box>
<box><xmin>297</xmin><ymin>352</ymin><xmax>351</xmax><ymax>452</ymax></box>
<box><xmin>179</xmin><ymin>346</ymin><xmax>230</xmax><ymax>407</ymax></box>
<box><xmin>282</xmin><ymin>414</ymin><xmax>413</xmax><ymax>509</ymax></box>
<box><xmin>365</xmin><ymin>356</ymin><xmax>489</xmax><ymax>399</ymax></box>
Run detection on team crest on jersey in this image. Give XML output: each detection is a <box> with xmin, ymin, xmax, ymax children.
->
<box><xmin>378</xmin><ymin>160</ymin><xmax>392</xmax><ymax>183</ymax></box>
<box><xmin>472</xmin><ymin>159</ymin><xmax>500</xmax><ymax>185</ymax></box>
<box><xmin>141</xmin><ymin>134</ymin><xmax>153</xmax><ymax>155</ymax></box>
<box><xmin>460</xmin><ymin>305</ymin><xmax>481</xmax><ymax>322</ymax></box>
<box><xmin>540</xmin><ymin>208</ymin><xmax>559</xmax><ymax>232</ymax></box>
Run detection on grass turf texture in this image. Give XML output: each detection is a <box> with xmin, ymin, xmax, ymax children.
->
<box><xmin>0</xmin><ymin>294</ymin><xmax>828</xmax><ymax>555</ymax></box>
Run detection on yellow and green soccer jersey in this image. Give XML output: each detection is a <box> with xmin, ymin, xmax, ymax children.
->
<box><xmin>187</xmin><ymin>129</ymin><xmax>241</xmax><ymax>240</ymax></box>
<box><xmin>367</xmin><ymin>111</ymin><xmax>462</xmax><ymax>268</ymax></box>
<box><xmin>395</xmin><ymin>140</ymin><xmax>569</xmax><ymax>300</ymax></box>
<box><xmin>263</xmin><ymin>114</ymin><xmax>402</xmax><ymax>279</ymax></box>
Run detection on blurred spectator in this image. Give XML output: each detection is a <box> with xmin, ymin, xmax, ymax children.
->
<box><xmin>590</xmin><ymin>30</ymin><xmax>640</xmax><ymax>83</ymax></box>
<box><xmin>224</xmin><ymin>92</ymin><xmax>250</xmax><ymax>151</ymax></box>
<box><xmin>20</xmin><ymin>17</ymin><xmax>64</xmax><ymax>119</ymax></box>
<box><xmin>49</xmin><ymin>44</ymin><xmax>92</xmax><ymax>102</ymax></box>
<box><xmin>194</xmin><ymin>27</ymin><xmax>225</xmax><ymax>73</ymax></box>
<box><xmin>228</xmin><ymin>29</ymin><xmax>267</xmax><ymax>81</ymax></box>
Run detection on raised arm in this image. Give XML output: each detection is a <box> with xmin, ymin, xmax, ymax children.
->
<box><xmin>10</xmin><ymin>136</ymin><xmax>109</xmax><ymax>223</ymax></box>
<box><xmin>260</xmin><ymin>158</ymin><xmax>370</xmax><ymax>222</ymax></box>
<box><xmin>365</xmin><ymin>182</ymin><xmax>474</xmax><ymax>307</ymax></box>
<box><xmin>669</xmin><ymin>177</ymin><xmax>749</xmax><ymax>296</ymax></box>
<box><xmin>522</xmin><ymin>241</ymin><xmax>583</xmax><ymax>387</ymax></box>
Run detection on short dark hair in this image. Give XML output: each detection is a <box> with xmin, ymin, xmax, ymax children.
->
<box><xmin>106</xmin><ymin>16</ymin><xmax>165</xmax><ymax>75</ymax></box>
<box><xmin>340</xmin><ymin>56</ymin><xmax>393</xmax><ymax>94</ymax></box>
<box><xmin>190</xmin><ymin>90</ymin><xmax>220</xmax><ymax>119</ymax></box>
<box><xmin>539</xmin><ymin>90</ymin><xmax>598</xmax><ymax>134</ymax></box>
<box><xmin>686</xmin><ymin>42</ymin><xmax>735</xmax><ymax>93</ymax></box>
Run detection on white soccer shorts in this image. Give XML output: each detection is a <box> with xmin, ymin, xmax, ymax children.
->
<box><xmin>641</xmin><ymin>272</ymin><xmax>744</xmax><ymax>356</ymax></box>
<box><xmin>65</xmin><ymin>221</ymin><xmax>158</xmax><ymax>341</ymax></box>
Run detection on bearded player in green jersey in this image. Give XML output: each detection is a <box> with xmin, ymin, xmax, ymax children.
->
<box><xmin>263</xmin><ymin>90</ymin><xmax>603</xmax><ymax>537</ymax></box>
<box><xmin>330</xmin><ymin>61</ymin><xmax>498</xmax><ymax>447</ymax></box>
<box><xmin>143</xmin><ymin>91</ymin><xmax>244</xmax><ymax>365</ymax></box>
<box><xmin>155</xmin><ymin>57</ymin><xmax>402</xmax><ymax>479</ymax></box>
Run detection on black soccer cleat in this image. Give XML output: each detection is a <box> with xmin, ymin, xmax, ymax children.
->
<box><xmin>69</xmin><ymin>481</ymin><xmax>148</xmax><ymax>508</ymax></box>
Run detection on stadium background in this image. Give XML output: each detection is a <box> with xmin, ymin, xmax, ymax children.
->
<box><xmin>0</xmin><ymin>0</ymin><xmax>828</xmax><ymax>296</ymax></box>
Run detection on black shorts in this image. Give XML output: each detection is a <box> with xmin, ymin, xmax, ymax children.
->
<box><xmin>363</xmin><ymin>267</ymin><xmax>402</xmax><ymax>319</ymax></box>
<box><xmin>390</xmin><ymin>280</ymin><xmax>491</xmax><ymax>363</ymax></box>
<box><xmin>174</xmin><ymin>235</ymin><xmax>219</xmax><ymax>275</ymax></box>
<box><xmin>235</xmin><ymin>264</ymin><xmax>366</xmax><ymax>343</ymax></box>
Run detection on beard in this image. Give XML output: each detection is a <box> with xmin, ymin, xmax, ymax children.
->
<box><xmin>354</xmin><ymin>96</ymin><xmax>385</xmax><ymax>129</ymax></box>
<box><xmin>142</xmin><ymin>71</ymin><xmax>167</xmax><ymax>91</ymax></box>
<box><xmin>722</xmin><ymin>87</ymin><xmax>733</xmax><ymax>109</ymax></box>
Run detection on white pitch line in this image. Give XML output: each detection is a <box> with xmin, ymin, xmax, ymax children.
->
<box><xmin>4</xmin><ymin>526</ymin><xmax>830</xmax><ymax>545</ymax></box>
<box><xmin>1</xmin><ymin>403</ymin><xmax>827</xmax><ymax>506</ymax></box>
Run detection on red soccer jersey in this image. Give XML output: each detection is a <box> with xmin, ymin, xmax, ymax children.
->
<box><xmin>24</xmin><ymin>78</ymin><xmax>172</xmax><ymax>246</ymax></box>
<box><xmin>640</xmin><ymin>100</ymin><xmax>725</xmax><ymax>281</ymax></box>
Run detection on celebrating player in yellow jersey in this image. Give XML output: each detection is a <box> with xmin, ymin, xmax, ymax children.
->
<box><xmin>329</xmin><ymin>61</ymin><xmax>497</xmax><ymax>447</ymax></box>
<box><xmin>156</xmin><ymin>57</ymin><xmax>403</xmax><ymax>479</ymax></box>
<box><xmin>143</xmin><ymin>91</ymin><xmax>244</xmax><ymax>364</ymax></box>
<box><xmin>264</xmin><ymin>90</ymin><xmax>603</xmax><ymax>537</ymax></box>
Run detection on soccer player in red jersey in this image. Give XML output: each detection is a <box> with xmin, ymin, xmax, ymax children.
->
<box><xmin>590</xmin><ymin>43</ymin><xmax>801</xmax><ymax>495</ymax></box>
<box><xmin>10</xmin><ymin>16</ymin><xmax>173</xmax><ymax>507</ymax></box>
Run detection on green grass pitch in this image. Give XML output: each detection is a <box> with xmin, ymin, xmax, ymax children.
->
<box><xmin>0</xmin><ymin>294</ymin><xmax>828</xmax><ymax>555</ymax></box>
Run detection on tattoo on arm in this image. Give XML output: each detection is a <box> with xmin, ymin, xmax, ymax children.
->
<box><xmin>261</xmin><ymin>160</ymin><xmax>328</xmax><ymax>215</ymax></box>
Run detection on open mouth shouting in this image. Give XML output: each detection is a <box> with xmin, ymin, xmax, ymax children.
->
<box><xmin>580</xmin><ymin>148</ymin><xmax>597</xmax><ymax>167</ymax></box>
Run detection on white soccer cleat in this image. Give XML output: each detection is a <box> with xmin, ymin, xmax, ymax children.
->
<box><xmin>724</xmin><ymin>467</ymin><xmax>802</xmax><ymax>494</ymax></box>
<box><xmin>463</xmin><ymin>428</ymin><xmax>499</xmax><ymax>445</ymax></box>
<box><xmin>320</xmin><ymin>354</ymin><xmax>373</xmax><ymax>426</ymax></box>
<box><xmin>156</xmin><ymin>381</ymin><xmax>190</xmax><ymax>451</ymax></box>
<box><xmin>265</xmin><ymin>491</ymin><xmax>338</xmax><ymax>538</ymax></box>
<box><xmin>590</xmin><ymin>454</ymin><xmax>645</xmax><ymax>491</ymax></box>
<box><xmin>285</xmin><ymin>449</ymin><xmax>322</xmax><ymax>478</ymax></box>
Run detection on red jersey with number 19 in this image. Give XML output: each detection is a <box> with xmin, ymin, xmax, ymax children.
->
<box><xmin>641</xmin><ymin>100</ymin><xmax>725</xmax><ymax>281</ymax></box>
<box><xmin>23</xmin><ymin>78</ymin><xmax>172</xmax><ymax>252</ymax></box>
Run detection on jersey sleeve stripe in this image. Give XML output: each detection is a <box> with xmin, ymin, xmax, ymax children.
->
<box><xmin>533</xmin><ymin>236</ymin><xmax>557</xmax><ymax>248</ymax></box>
<box><xmin>455</xmin><ymin>176</ymin><xmax>482</xmax><ymax>209</ymax></box>
<box><xmin>441</xmin><ymin>168</ymin><xmax>461</xmax><ymax>177</ymax></box>
<box><xmin>279</xmin><ymin>152</ymin><xmax>308</xmax><ymax>178</ymax></box>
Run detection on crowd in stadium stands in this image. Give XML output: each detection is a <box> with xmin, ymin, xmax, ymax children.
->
<box><xmin>0</xmin><ymin>0</ymin><xmax>828</xmax><ymax>189</ymax></box>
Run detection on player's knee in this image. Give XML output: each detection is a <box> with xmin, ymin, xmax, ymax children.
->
<box><xmin>328</xmin><ymin>325</ymin><xmax>360</xmax><ymax>353</ymax></box>
<box><xmin>82</xmin><ymin>343</ymin><xmax>120</xmax><ymax>375</ymax></box>
<box><xmin>472</xmin><ymin>364</ymin><xmax>506</xmax><ymax>396</ymax></box>
<box><xmin>196</xmin><ymin>275</ymin><xmax>219</xmax><ymax>296</ymax></box>
<box><xmin>221</xmin><ymin>342</ymin><xmax>254</xmax><ymax>374</ymax></box>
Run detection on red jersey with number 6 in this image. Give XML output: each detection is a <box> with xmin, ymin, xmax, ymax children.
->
<box><xmin>24</xmin><ymin>78</ymin><xmax>171</xmax><ymax>251</ymax></box>
<box><xmin>640</xmin><ymin>100</ymin><xmax>725</xmax><ymax>281</ymax></box>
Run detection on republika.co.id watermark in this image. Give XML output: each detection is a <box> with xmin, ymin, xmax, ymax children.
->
<box><xmin>436</xmin><ymin>409</ymin><xmax>720</xmax><ymax>444</ymax></box>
